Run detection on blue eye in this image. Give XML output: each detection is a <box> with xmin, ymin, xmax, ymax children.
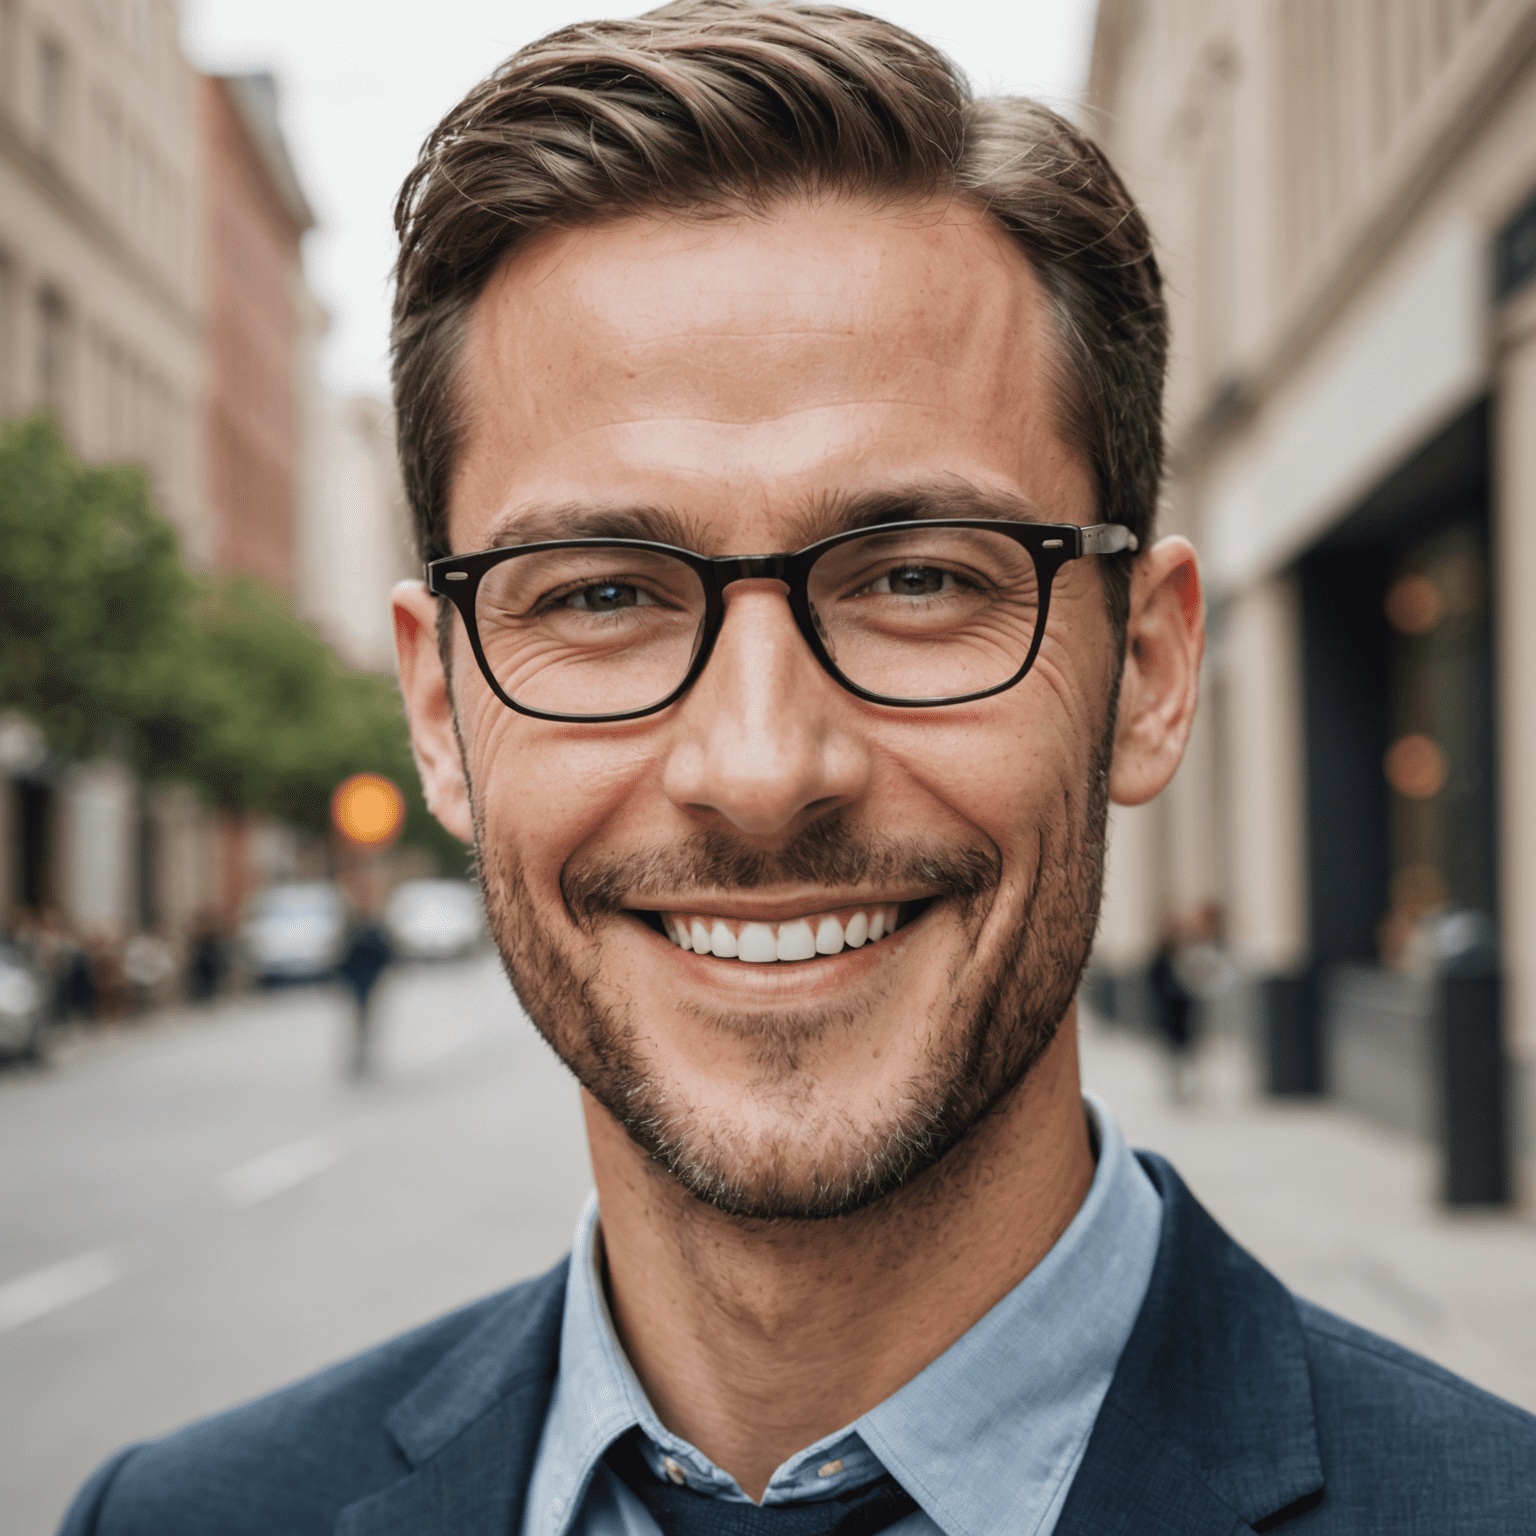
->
<box><xmin>565</xmin><ymin>582</ymin><xmax>658</xmax><ymax>612</ymax></box>
<box><xmin>869</xmin><ymin>565</ymin><xmax>957</xmax><ymax>597</ymax></box>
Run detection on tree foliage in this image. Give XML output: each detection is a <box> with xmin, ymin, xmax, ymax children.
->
<box><xmin>0</xmin><ymin>415</ymin><xmax>462</xmax><ymax>866</ymax></box>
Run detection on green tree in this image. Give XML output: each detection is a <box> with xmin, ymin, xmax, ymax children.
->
<box><xmin>0</xmin><ymin>414</ymin><xmax>463</xmax><ymax>869</ymax></box>
<box><xmin>0</xmin><ymin>414</ymin><xmax>192</xmax><ymax>757</ymax></box>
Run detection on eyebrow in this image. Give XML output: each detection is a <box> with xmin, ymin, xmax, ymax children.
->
<box><xmin>787</xmin><ymin>481</ymin><xmax>1046</xmax><ymax>548</ymax></box>
<box><xmin>481</xmin><ymin>502</ymin><xmax>706</xmax><ymax>551</ymax></box>
<box><xmin>474</xmin><ymin>479</ymin><xmax>1047</xmax><ymax>557</ymax></box>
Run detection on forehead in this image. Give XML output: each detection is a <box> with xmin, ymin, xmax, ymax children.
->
<box><xmin>448</xmin><ymin>196</ymin><xmax>1087</xmax><ymax>550</ymax></box>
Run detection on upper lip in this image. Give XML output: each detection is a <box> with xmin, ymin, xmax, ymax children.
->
<box><xmin>620</xmin><ymin>891</ymin><xmax>936</xmax><ymax>922</ymax></box>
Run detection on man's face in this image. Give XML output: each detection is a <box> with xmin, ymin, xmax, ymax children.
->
<box><xmin>414</xmin><ymin>198</ymin><xmax>1125</xmax><ymax>1217</ymax></box>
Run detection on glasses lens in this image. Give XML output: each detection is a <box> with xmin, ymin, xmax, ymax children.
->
<box><xmin>474</xmin><ymin>546</ymin><xmax>707</xmax><ymax>716</ymax></box>
<box><xmin>807</xmin><ymin>527</ymin><xmax>1043</xmax><ymax>701</ymax></box>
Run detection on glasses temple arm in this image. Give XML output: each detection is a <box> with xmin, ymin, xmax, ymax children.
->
<box><xmin>1080</xmin><ymin>524</ymin><xmax>1139</xmax><ymax>556</ymax></box>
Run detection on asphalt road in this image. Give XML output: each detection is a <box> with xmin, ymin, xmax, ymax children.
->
<box><xmin>0</xmin><ymin>955</ymin><xmax>592</xmax><ymax>1536</ymax></box>
<box><xmin>4</xmin><ymin>961</ymin><xmax>1534</xmax><ymax>1534</ymax></box>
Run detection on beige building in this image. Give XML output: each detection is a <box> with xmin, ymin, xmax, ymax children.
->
<box><xmin>0</xmin><ymin>0</ymin><xmax>203</xmax><ymax>555</ymax></box>
<box><xmin>1088</xmin><ymin>0</ymin><xmax>1536</xmax><ymax>1201</ymax></box>
<box><xmin>0</xmin><ymin>10</ymin><xmax>389</xmax><ymax>944</ymax></box>
<box><xmin>298</xmin><ymin>390</ymin><xmax>417</xmax><ymax>676</ymax></box>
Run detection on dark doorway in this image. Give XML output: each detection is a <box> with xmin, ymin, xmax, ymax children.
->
<box><xmin>1300</xmin><ymin>400</ymin><xmax>1495</xmax><ymax>970</ymax></box>
<box><xmin>17</xmin><ymin>779</ymin><xmax>53</xmax><ymax>911</ymax></box>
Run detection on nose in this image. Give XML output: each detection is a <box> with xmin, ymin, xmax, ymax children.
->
<box><xmin>660</xmin><ymin>580</ymin><xmax>872</xmax><ymax>838</ymax></box>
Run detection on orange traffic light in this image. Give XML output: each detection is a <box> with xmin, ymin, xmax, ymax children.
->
<box><xmin>331</xmin><ymin>773</ymin><xmax>406</xmax><ymax>848</ymax></box>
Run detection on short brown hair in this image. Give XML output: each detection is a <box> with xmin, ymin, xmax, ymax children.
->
<box><xmin>392</xmin><ymin>0</ymin><xmax>1165</xmax><ymax>621</ymax></box>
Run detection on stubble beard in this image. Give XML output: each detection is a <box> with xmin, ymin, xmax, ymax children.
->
<box><xmin>474</xmin><ymin>722</ymin><xmax>1114</xmax><ymax>1223</ymax></box>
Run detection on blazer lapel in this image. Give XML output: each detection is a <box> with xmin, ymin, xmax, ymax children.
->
<box><xmin>1055</xmin><ymin>1155</ymin><xmax>1326</xmax><ymax>1536</ymax></box>
<box><xmin>336</xmin><ymin>1261</ymin><xmax>568</xmax><ymax>1536</ymax></box>
<box><xmin>334</xmin><ymin>1155</ymin><xmax>1328</xmax><ymax>1536</ymax></box>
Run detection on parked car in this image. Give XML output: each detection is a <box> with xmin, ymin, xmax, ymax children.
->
<box><xmin>385</xmin><ymin>879</ymin><xmax>485</xmax><ymax>961</ymax></box>
<box><xmin>239</xmin><ymin>882</ymin><xmax>348</xmax><ymax>985</ymax></box>
<box><xmin>0</xmin><ymin>938</ymin><xmax>49</xmax><ymax>1060</ymax></box>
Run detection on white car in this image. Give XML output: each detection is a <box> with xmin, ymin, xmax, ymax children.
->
<box><xmin>240</xmin><ymin>882</ymin><xmax>348</xmax><ymax>984</ymax></box>
<box><xmin>385</xmin><ymin>880</ymin><xmax>485</xmax><ymax>961</ymax></box>
<box><xmin>0</xmin><ymin>940</ymin><xmax>48</xmax><ymax>1060</ymax></box>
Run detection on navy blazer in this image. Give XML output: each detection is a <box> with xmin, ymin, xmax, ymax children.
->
<box><xmin>60</xmin><ymin>1155</ymin><xmax>1536</xmax><ymax>1534</ymax></box>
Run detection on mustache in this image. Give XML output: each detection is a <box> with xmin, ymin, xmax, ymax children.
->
<box><xmin>562</xmin><ymin>817</ymin><xmax>1002</xmax><ymax>925</ymax></box>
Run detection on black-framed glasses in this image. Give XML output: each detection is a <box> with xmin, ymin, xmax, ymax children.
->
<box><xmin>428</xmin><ymin>519</ymin><xmax>1138</xmax><ymax>723</ymax></box>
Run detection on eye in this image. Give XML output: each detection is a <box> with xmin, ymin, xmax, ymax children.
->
<box><xmin>563</xmin><ymin>581</ymin><xmax>659</xmax><ymax>612</ymax></box>
<box><xmin>868</xmin><ymin>564</ymin><xmax>958</xmax><ymax>597</ymax></box>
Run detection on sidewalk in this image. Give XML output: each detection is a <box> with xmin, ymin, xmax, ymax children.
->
<box><xmin>1080</xmin><ymin>1010</ymin><xmax>1536</xmax><ymax>1414</ymax></box>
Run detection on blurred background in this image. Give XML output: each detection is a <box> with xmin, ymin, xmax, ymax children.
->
<box><xmin>2</xmin><ymin>0</ymin><xmax>1535</xmax><ymax>1529</ymax></box>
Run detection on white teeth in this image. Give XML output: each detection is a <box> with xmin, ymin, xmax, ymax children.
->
<box><xmin>660</xmin><ymin>905</ymin><xmax>905</xmax><ymax>961</ymax></box>
<box><xmin>776</xmin><ymin>919</ymin><xmax>816</xmax><ymax>961</ymax></box>
<box><xmin>738</xmin><ymin>922</ymin><xmax>779</xmax><ymax>963</ymax></box>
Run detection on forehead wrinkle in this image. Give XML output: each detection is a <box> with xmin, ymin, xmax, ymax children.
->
<box><xmin>477</xmin><ymin>479</ymin><xmax>1055</xmax><ymax>557</ymax></box>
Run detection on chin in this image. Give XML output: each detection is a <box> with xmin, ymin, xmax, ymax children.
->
<box><xmin>477</xmin><ymin>781</ymin><xmax>1108</xmax><ymax>1221</ymax></box>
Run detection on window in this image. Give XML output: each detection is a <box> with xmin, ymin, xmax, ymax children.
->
<box><xmin>38</xmin><ymin>36</ymin><xmax>66</xmax><ymax>149</ymax></box>
<box><xmin>38</xmin><ymin>288</ymin><xmax>69</xmax><ymax>415</ymax></box>
<box><xmin>0</xmin><ymin>0</ymin><xmax>19</xmax><ymax>109</ymax></box>
<box><xmin>93</xmin><ymin>91</ymin><xmax>121</xmax><ymax>213</ymax></box>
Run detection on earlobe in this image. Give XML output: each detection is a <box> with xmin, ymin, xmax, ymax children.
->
<box><xmin>392</xmin><ymin>580</ymin><xmax>476</xmax><ymax>844</ymax></box>
<box><xmin>1107</xmin><ymin>538</ymin><xmax>1205</xmax><ymax>807</ymax></box>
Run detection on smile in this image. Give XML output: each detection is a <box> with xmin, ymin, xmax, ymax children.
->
<box><xmin>656</xmin><ymin>903</ymin><xmax>906</xmax><ymax>962</ymax></box>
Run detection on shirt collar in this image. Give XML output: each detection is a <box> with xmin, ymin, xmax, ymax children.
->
<box><xmin>522</xmin><ymin>1092</ymin><xmax>1161</xmax><ymax>1536</ymax></box>
<box><xmin>854</xmin><ymin>1092</ymin><xmax>1161</xmax><ymax>1536</ymax></box>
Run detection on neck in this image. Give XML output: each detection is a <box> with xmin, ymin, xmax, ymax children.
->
<box><xmin>584</xmin><ymin>1010</ymin><xmax>1095</xmax><ymax>1502</ymax></box>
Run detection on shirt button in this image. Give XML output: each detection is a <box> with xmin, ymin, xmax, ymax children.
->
<box><xmin>663</xmin><ymin>1456</ymin><xmax>687</xmax><ymax>1486</ymax></box>
<box><xmin>818</xmin><ymin>1460</ymin><xmax>845</xmax><ymax>1479</ymax></box>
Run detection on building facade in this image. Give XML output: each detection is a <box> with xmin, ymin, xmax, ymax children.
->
<box><xmin>1088</xmin><ymin>0</ymin><xmax>1536</xmax><ymax>1201</ymax></box>
<box><xmin>297</xmin><ymin>389</ymin><xmax>416</xmax><ymax>674</ymax></box>
<box><xmin>198</xmin><ymin>71</ymin><xmax>312</xmax><ymax>593</ymax></box>
<box><xmin>0</xmin><ymin>0</ymin><xmax>203</xmax><ymax>554</ymax></box>
<box><xmin>0</xmin><ymin>0</ymin><xmax>206</xmax><ymax>943</ymax></box>
<box><xmin>0</xmin><ymin>18</ymin><xmax>353</xmax><ymax>947</ymax></box>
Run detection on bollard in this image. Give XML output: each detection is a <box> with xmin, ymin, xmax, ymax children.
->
<box><xmin>1436</xmin><ymin>968</ymin><xmax>1510</xmax><ymax>1206</ymax></box>
<box><xmin>1261</xmin><ymin>971</ymin><xmax>1323</xmax><ymax>1096</ymax></box>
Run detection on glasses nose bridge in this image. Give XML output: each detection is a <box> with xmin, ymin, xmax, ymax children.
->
<box><xmin>707</xmin><ymin>551</ymin><xmax>794</xmax><ymax>591</ymax></box>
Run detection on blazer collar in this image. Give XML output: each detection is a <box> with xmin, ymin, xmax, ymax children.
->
<box><xmin>336</xmin><ymin>1259</ymin><xmax>568</xmax><ymax>1536</ymax></box>
<box><xmin>1056</xmin><ymin>1153</ymin><xmax>1325</xmax><ymax>1535</ymax></box>
<box><xmin>335</xmin><ymin>1154</ymin><xmax>1326</xmax><ymax>1536</ymax></box>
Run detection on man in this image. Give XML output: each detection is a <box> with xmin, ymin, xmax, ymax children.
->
<box><xmin>62</xmin><ymin>4</ymin><xmax>1535</xmax><ymax>1533</ymax></box>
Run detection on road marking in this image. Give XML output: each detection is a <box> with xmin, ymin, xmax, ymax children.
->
<box><xmin>221</xmin><ymin>1134</ymin><xmax>342</xmax><ymax>1208</ymax></box>
<box><xmin>0</xmin><ymin>1248</ymin><xmax>122</xmax><ymax>1332</ymax></box>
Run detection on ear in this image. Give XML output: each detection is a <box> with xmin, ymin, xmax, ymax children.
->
<box><xmin>1108</xmin><ymin>536</ymin><xmax>1205</xmax><ymax>806</ymax></box>
<box><xmin>393</xmin><ymin>580</ymin><xmax>475</xmax><ymax>843</ymax></box>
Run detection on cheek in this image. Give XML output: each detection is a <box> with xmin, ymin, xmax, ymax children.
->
<box><xmin>466</xmin><ymin>711</ymin><xmax>661</xmax><ymax>893</ymax></box>
<box><xmin>882</xmin><ymin>667</ymin><xmax>1099</xmax><ymax>858</ymax></box>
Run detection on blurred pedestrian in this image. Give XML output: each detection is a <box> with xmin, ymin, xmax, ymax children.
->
<box><xmin>42</xmin><ymin>908</ymin><xmax>95</xmax><ymax>1022</ymax></box>
<box><xmin>338</xmin><ymin>914</ymin><xmax>392</xmax><ymax>1078</ymax></box>
<box><xmin>1148</xmin><ymin>918</ymin><xmax>1196</xmax><ymax>1103</ymax></box>
<box><xmin>185</xmin><ymin>910</ymin><xmax>227</xmax><ymax>1002</ymax></box>
<box><xmin>85</xmin><ymin>931</ymin><xmax>127</xmax><ymax>1023</ymax></box>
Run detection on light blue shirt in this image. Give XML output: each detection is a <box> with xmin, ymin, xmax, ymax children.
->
<box><xmin>521</xmin><ymin>1093</ymin><xmax>1161</xmax><ymax>1536</ymax></box>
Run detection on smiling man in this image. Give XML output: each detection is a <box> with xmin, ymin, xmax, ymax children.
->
<box><xmin>61</xmin><ymin>4</ymin><xmax>1536</xmax><ymax>1535</ymax></box>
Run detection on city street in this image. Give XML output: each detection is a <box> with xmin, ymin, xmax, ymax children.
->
<box><xmin>0</xmin><ymin>956</ymin><xmax>593</xmax><ymax>1535</ymax></box>
<box><xmin>3</xmin><ymin>961</ymin><xmax>1535</xmax><ymax>1534</ymax></box>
